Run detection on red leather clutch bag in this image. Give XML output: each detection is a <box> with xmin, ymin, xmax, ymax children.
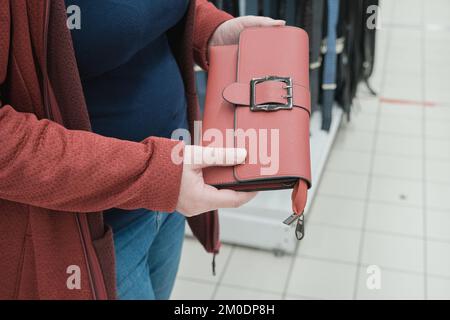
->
<box><xmin>202</xmin><ymin>26</ymin><xmax>312</xmax><ymax>239</ymax></box>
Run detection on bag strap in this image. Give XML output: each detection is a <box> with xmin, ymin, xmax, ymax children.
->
<box><xmin>223</xmin><ymin>81</ymin><xmax>311</xmax><ymax>115</ymax></box>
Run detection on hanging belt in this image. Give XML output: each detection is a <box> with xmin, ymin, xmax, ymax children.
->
<box><xmin>263</xmin><ymin>0</ymin><xmax>278</xmax><ymax>18</ymax></box>
<box><xmin>300</xmin><ymin>0</ymin><xmax>325</xmax><ymax>114</ymax></box>
<box><xmin>285</xmin><ymin>0</ymin><xmax>297</xmax><ymax>26</ymax></box>
<box><xmin>321</xmin><ymin>0</ymin><xmax>340</xmax><ymax>131</ymax></box>
<box><xmin>245</xmin><ymin>0</ymin><xmax>259</xmax><ymax>15</ymax></box>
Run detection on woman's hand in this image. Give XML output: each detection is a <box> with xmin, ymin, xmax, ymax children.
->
<box><xmin>209</xmin><ymin>16</ymin><xmax>286</xmax><ymax>47</ymax></box>
<box><xmin>176</xmin><ymin>145</ymin><xmax>257</xmax><ymax>217</ymax></box>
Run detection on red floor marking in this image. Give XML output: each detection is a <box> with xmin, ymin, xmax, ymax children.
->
<box><xmin>380</xmin><ymin>97</ymin><xmax>437</xmax><ymax>107</ymax></box>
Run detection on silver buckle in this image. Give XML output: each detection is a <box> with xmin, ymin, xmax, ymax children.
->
<box><xmin>250</xmin><ymin>76</ymin><xmax>293</xmax><ymax>112</ymax></box>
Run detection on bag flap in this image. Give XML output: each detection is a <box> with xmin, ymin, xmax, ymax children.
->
<box><xmin>232</xmin><ymin>27</ymin><xmax>312</xmax><ymax>186</ymax></box>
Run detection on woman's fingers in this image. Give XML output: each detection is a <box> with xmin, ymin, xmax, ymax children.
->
<box><xmin>203</xmin><ymin>184</ymin><xmax>258</xmax><ymax>211</ymax></box>
<box><xmin>176</xmin><ymin>145</ymin><xmax>257</xmax><ymax>217</ymax></box>
<box><xmin>185</xmin><ymin>145</ymin><xmax>247</xmax><ymax>169</ymax></box>
<box><xmin>239</xmin><ymin>16</ymin><xmax>286</xmax><ymax>27</ymax></box>
<box><xmin>209</xmin><ymin>16</ymin><xmax>286</xmax><ymax>47</ymax></box>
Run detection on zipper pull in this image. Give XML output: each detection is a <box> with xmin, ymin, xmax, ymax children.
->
<box><xmin>211</xmin><ymin>253</ymin><xmax>217</xmax><ymax>276</ymax></box>
<box><xmin>295</xmin><ymin>214</ymin><xmax>305</xmax><ymax>240</ymax></box>
<box><xmin>283</xmin><ymin>211</ymin><xmax>305</xmax><ymax>241</ymax></box>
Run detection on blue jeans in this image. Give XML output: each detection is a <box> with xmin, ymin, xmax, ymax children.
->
<box><xmin>110</xmin><ymin>210</ymin><xmax>186</xmax><ymax>300</ymax></box>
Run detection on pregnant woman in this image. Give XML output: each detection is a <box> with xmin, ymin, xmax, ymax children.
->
<box><xmin>0</xmin><ymin>0</ymin><xmax>283</xmax><ymax>299</ymax></box>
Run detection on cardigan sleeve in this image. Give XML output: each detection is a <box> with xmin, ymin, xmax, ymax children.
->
<box><xmin>0</xmin><ymin>105</ymin><xmax>184</xmax><ymax>213</ymax></box>
<box><xmin>0</xmin><ymin>0</ymin><xmax>185</xmax><ymax>214</ymax></box>
<box><xmin>0</xmin><ymin>0</ymin><xmax>9</xmax><ymax>93</ymax></box>
<box><xmin>193</xmin><ymin>0</ymin><xmax>233</xmax><ymax>70</ymax></box>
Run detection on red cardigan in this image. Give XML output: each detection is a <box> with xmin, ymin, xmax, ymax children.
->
<box><xmin>0</xmin><ymin>0</ymin><xmax>231</xmax><ymax>299</ymax></box>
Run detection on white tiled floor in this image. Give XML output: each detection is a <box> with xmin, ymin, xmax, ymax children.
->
<box><xmin>172</xmin><ymin>0</ymin><xmax>450</xmax><ymax>300</ymax></box>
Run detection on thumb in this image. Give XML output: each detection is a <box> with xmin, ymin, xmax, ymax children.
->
<box><xmin>185</xmin><ymin>146</ymin><xmax>247</xmax><ymax>169</ymax></box>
